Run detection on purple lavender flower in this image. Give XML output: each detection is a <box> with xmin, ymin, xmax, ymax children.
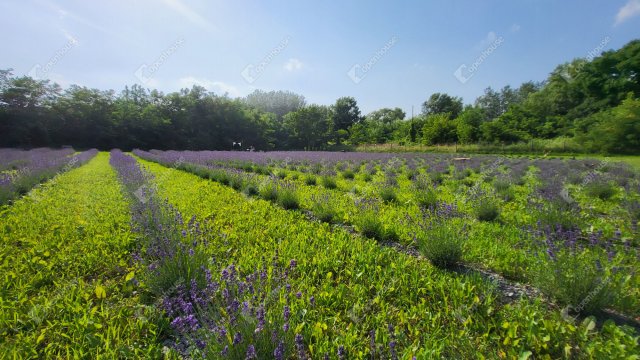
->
<box><xmin>338</xmin><ymin>345</ymin><xmax>346</xmax><ymax>360</ymax></box>
<box><xmin>283</xmin><ymin>305</ymin><xmax>290</xmax><ymax>322</ymax></box>
<box><xmin>295</xmin><ymin>333</ymin><xmax>306</xmax><ymax>359</ymax></box>
<box><xmin>233</xmin><ymin>332</ymin><xmax>242</xmax><ymax>345</ymax></box>
<box><xmin>283</xmin><ymin>322</ymin><xmax>289</xmax><ymax>332</ymax></box>
<box><xmin>245</xmin><ymin>345</ymin><xmax>257</xmax><ymax>359</ymax></box>
<box><xmin>274</xmin><ymin>341</ymin><xmax>285</xmax><ymax>360</ymax></box>
<box><xmin>290</xmin><ymin>259</ymin><xmax>297</xmax><ymax>269</ymax></box>
<box><xmin>387</xmin><ymin>341</ymin><xmax>397</xmax><ymax>360</ymax></box>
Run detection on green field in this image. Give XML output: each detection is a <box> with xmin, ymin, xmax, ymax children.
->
<box><xmin>1</xmin><ymin>150</ymin><xmax>638</xmax><ymax>359</ymax></box>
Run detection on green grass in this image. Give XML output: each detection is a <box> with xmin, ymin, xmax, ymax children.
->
<box><xmin>0</xmin><ymin>153</ymin><xmax>164</xmax><ymax>358</ymax></box>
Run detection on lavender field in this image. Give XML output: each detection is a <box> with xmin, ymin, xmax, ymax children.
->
<box><xmin>2</xmin><ymin>149</ymin><xmax>640</xmax><ymax>358</ymax></box>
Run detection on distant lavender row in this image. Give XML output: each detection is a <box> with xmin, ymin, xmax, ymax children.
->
<box><xmin>136</xmin><ymin>150</ymin><xmax>634</xmax><ymax>194</ymax></box>
<box><xmin>0</xmin><ymin>148</ymin><xmax>75</xmax><ymax>171</ymax></box>
<box><xmin>0</xmin><ymin>148</ymin><xmax>98</xmax><ymax>205</ymax></box>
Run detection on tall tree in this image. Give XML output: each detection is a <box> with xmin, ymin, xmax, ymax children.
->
<box><xmin>283</xmin><ymin>105</ymin><xmax>332</xmax><ymax>149</ymax></box>
<box><xmin>331</xmin><ymin>96</ymin><xmax>361</xmax><ymax>144</ymax></box>
<box><xmin>421</xmin><ymin>93</ymin><xmax>463</xmax><ymax>119</ymax></box>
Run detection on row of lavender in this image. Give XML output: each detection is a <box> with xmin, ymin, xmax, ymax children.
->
<box><xmin>109</xmin><ymin>150</ymin><xmax>333</xmax><ymax>359</ymax></box>
<box><xmin>0</xmin><ymin>148</ymin><xmax>98</xmax><ymax>205</ymax></box>
<box><xmin>145</xmin><ymin>149</ymin><xmax>636</xmax><ymax>201</ymax></box>
<box><xmin>139</xmin><ymin>149</ymin><xmax>639</xmax><ymax>237</ymax></box>
<box><xmin>133</xmin><ymin>149</ymin><xmax>640</xmax><ymax>318</ymax></box>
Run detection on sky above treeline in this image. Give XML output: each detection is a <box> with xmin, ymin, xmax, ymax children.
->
<box><xmin>1</xmin><ymin>0</ymin><xmax>640</xmax><ymax>115</ymax></box>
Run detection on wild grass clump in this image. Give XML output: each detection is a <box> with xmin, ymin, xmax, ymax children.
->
<box><xmin>321</xmin><ymin>175</ymin><xmax>337</xmax><ymax>189</ymax></box>
<box><xmin>356</xmin><ymin>211</ymin><xmax>398</xmax><ymax>242</ymax></box>
<box><xmin>530</xmin><ymin>229</ymin><xmax>619</xmax><ymax>315</ymax></box>
<box><xmin>475</xmin><ymin>199</ymin><xmax>500</xmax><ymax>222</ymax></box>
<box><xmin>341</xmin><ymin>169</ymin><xmax>355</xmax><ymax>180</ymax></box>
<box><xmin>417</xmin><ymin>224</ymin><xmax>464</xmax><ymax>268</ymax></box>
<box><xmin>258</xmin><ymin>181</ymin><xmax>279</xmax><ymax>201</ymax></box>
<box><xmin>536</xmin><ymin>201</ymin><xmax>583</xmax><ymax>230</ymax></box>
<box><xmin>416</xmin><ymin>187</ymin><xmax>439</xmax><ymax>209</ymax></box>
<box><xmin>276</xmin><ymin>185</ymin><xmax>300</xmax><ymax>210</ymax></box>
<box><xmin>405</xmin><ymin>169</ymin><xmax>418</xmax><ymax>181</ymax></box>
<box><xmin>243</xmin><ymin>183</ymin><xmax>259</xmax><ymax>196</ymax></box>
<box><xmin>379</xmin><ymin>187</ymin><xmax>397</xmax><ymax>203</ymax></box>
<box><xmin>493</xmin><ymin>178</ymin><xmax>511</xmax><ymax>192</ymax></box>
<box><xmin>354</xmin><ymin>198</ymin><xmax>398</xmax><ymax>241</ymax></box>
<box><xmin>304</xmin><ymin>175</ymin><xmax>317</xmax><ymax>186</ymax></box>
<box><xmin>585</xmin><ymin>181</ymin><xmax>616</xmax><ymax>200</ymax></box>
<box><xmin>228</xmin><ymin>173</ymin><xmax>245</xmax><ymax>191</ymax></box>
<box><xmin>311</xmin><ymin>196</ymin><xmax>338</xmax><ymax>224</ymax></box>
<box><xmin>275</xmin><ymin>169</ymin><xmax>287</xmax><ymax>179</ymax></box>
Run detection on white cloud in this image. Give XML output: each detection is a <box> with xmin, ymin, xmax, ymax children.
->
<box><xmin>510</xmin><ymin>23</ymin><xmax>521</xmax><ymax>33</ymax></box>
<box><xmin>162</xmin><ymin>0</ymin><xmax>215</xmax><ymax>32</ymax></box>
<box><xmin>178</xmin><ymin>76</ymin><xmax>241</xmax><ymax>97</ymax></box>
<box><xmin>615</xmin><ymin>0</ymin><xmax>640</xmax><ymax>25</ymax></box>
<box><xmin>284</xmin><ymin>58</ymin><xmax>303</xmax><ymax>71</ymax></box>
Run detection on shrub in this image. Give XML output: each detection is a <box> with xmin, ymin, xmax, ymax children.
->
<box><xmin>536</xmin><ymin>202</ymin><xmax>583</xmax><ymax>230</ymax></box>
<box><xmin>275</xmin><ymin>170</ymin><xmax>287</xmax><ymax>179</ymax></box>
<box><xmin>379</xmin><ymin>187</ymin><xmax>397</xmax><ymax>203</ymax></box>
<box><xmin>229</xmin><ymin>174</ymin><xmax>245</xmax><ymax>191</ymax></box>
<box><xmin>356</xmin><ymin>212</ymin><xmax>397</xmax><ymax>242</ymax></box>
<box><xmin>493</xmin><ymin>178</ymin><xmax>511</xmax><ymax>192</ymax></box>
<box><xmin>259</xmin><ymin>182</ymin><xmax>278</xmax><ymax>201</ymax></box>
<box><xmin>417</xmin><ymin>225</ymin><xmax>463</xmax><ymax>268</ymax></box>
<box><xmin>277</xmin><ymin>186</ymin><xmax>300</xmax><ymax>210</ymax></box>
<box><xmin>312</xmin><ymin>199</ymin><xmax>337</xmax><ymax>224</ymax></box>
<box><xmin>405</xmin><ymin>169</ymin><xmax>418</xmax><ymax>181</ymax></box>
<box><xmin>243</xmin><ymin>183</ymin><xmax>259</xmax><ymax>196</ymax></box>
<box><xmin>416</xmin><ymin>188</ymin><xmax>438</xmax><ymax>208</ymax></box>
<box><xmin>531</xmin><ymin>246</ymin><xmax>617</xmax><ymax>315</ymax></box>
<box><xmin>341</xmin><ymin>169</ymin><xmax>355</xmax><ymax>180</ymax></box>
<box><xmin>304</xmin><ymin>175</ymin><xmax>317</xmax><ymax>186</ymax></box>
<box><xmin>321</xmin><ymin>176</ymin><xmax>337</xmax><ymax>189</ymax></box>
<box><xmin>475</xmin><ymin>199</ymin><xmax>500</xmax><ymax>222</ymax></box>
<box><xmin>362</xmin><ymin>173</ymin><xmax>373</xmax><ymax>182</ymax></box>
<box><xmin>585</xmin><ymin>182</ymin><xmax>616</xmax><ymax>200</ymax></box>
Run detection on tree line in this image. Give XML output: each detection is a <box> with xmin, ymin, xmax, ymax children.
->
<box><xmin>1</xmin><ymin>39</ymin><xmax>638</xmax><ymax>153</ymax></box>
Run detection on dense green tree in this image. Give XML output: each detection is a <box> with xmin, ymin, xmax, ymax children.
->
<box><xmin>421</xmin><ymin>93</ymin><xmax>463</xmax><ymax>119</ymax></box>
<box><xmin>366</xmin><ymin>107</ymin><xmax>405</xmax><ymax>124</ymax></box>
<box><xmin>455</xmin><ymin>106</ymin><xmax>486</xmax><ymax>144</ymax></box>
<box><xmin>421</xmin><ymin>114</ymin><xmax>457</xmax><ymax>145</ymax></box>
<box><xmin>283</xmin><ymin>105</ymin><xmax>332</xmax><ymax>149</ymax></box>
<box><xmin>331</xmin><ymin>97</ymin><xmax>361</xmax><ymax>144</ymax></box>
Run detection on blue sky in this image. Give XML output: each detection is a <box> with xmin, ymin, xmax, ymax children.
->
<box><xmin>1</xmin><ymin>0</ymin><xmax>639</xmax><ymax>115</ymax></box>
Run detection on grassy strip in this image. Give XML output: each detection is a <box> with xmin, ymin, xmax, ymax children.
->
<box><xmin>138</xmin><ymin>157</ymin><xmax>640</xmax><ymax>358</ymax></box>
<box><xmin>0</xmin><ymin>152</ymin><xmax>163</xmax><ymax>358</ymax></box>
<box><xmin>0</xmin><ymin>149</ymin><xmax>98</xmax><ymax>206</ymax></box>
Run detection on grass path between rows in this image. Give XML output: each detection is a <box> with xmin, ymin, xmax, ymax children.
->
<box><xmin>138</xmin><ymin>157</ymin><xmax>640</xmax><ymax>358</ymax></box>
<box><xmin>0</xmin><ymin>152</ymin><xmax>163</xmax><ymax>358</ymax></box>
